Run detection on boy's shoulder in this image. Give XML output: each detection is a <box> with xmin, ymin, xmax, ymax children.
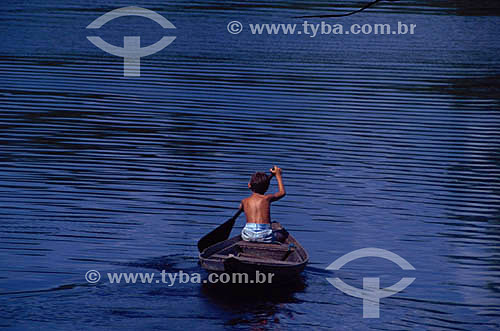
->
<box><xmin>243</xmin><ymin>194</ymin><xmax>272</xmax><ymax>203</ymax></box>
<box><xmin>242</xmin><ymin>195</ymin><xmax>255</xmax><ymax>203</ymax></box>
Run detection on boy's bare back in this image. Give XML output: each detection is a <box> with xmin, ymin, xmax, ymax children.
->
<box><xmin>240</xmin><ymin>166</ymin><xmax>286</xmax><ymax>224</ymax></box>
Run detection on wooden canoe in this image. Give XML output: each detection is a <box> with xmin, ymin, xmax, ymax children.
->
<box><xmin>199</xmin><ymin>222</ymin><xmax>308</xmax><ymax>279</ymax></box>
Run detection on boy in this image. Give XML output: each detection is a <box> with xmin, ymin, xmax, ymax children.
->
<box><xmin>239</xmin><ymin>165</ymin><xmax>287</xmax><ymax>243</ymax></box>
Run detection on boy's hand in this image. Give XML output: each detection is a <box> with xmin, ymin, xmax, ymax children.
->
<box><xmin>270</xmin><ymin>165</ymin><xmax>282</xmax><ymax>176</ymax></box>
<box><xmin>268</xmin><ymin>165</ymin><xmax>286</xmax><ymax>201</ymax></box>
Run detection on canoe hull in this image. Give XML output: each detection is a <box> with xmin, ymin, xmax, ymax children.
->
<box><xmin>199</xmin><ymin>223</ymin><xmax>308</xmax><ymax>280</ymax></box>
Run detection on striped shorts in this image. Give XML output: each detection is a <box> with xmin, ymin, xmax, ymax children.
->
<box><xmin>241</xmin><ymin>223</ymin><xmax>273</xmax><ymax>243</ymax></box>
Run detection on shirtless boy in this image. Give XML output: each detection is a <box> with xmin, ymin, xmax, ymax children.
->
<box><xmin>239</xmin><ymin>165</ymin><xmax>288</xmax><ymax>243</ymax></box>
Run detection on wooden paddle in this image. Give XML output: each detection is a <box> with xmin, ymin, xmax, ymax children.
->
<box><xmin>197</xmin><ymin>209</ymin><xmax>243</xmax><ymax>252</ymax></box>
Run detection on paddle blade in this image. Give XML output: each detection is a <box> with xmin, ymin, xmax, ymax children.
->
<box><xmin>197</xmin><ymin>210</ymin><xmax>242</xmax><ymax>252</ymax></box>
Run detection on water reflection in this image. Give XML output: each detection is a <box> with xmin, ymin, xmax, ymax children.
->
<box><xmin>201</xmin><ymin>277</ymin><xmax>307</xmax><ymax>328</ymax></box>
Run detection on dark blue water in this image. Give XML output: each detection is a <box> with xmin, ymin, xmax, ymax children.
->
<box><xmin>1</xmin><ymin>1</ymin><xmax>499</xmax><ymax>329</ymax></box>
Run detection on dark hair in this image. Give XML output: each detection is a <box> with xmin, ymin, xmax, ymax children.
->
<box><xmin>249</xmin><ymin>172</ymin><xmax>271</xmax><ymax>194</ymax></box>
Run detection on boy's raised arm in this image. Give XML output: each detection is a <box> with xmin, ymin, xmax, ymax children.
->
<box><xmin>268</xmin><ymin>165</ymin><xmax>286</xmax><ymax>202</ymax></box>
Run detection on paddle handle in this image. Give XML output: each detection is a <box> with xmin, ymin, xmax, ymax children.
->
<box><xmin>197</xmin><ymin>208</ymin><xmax>243</xmax><ymax>252</ymax></box>
<box><xmin>230</xmin><ymin>208</ymin><xmax>243</xmax><ymax>222</ymax></box>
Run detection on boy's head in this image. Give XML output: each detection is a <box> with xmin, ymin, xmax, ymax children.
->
<box><xmin>248</xmin><ymin>172</ymin><xmax>271</xmax><ymax>194</ymax></box>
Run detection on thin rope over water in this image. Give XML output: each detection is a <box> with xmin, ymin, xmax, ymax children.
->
<box><xmin>296</xmin><ymin>0</ymin><xmax>399</xmax><ymax>18</ymax></box>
